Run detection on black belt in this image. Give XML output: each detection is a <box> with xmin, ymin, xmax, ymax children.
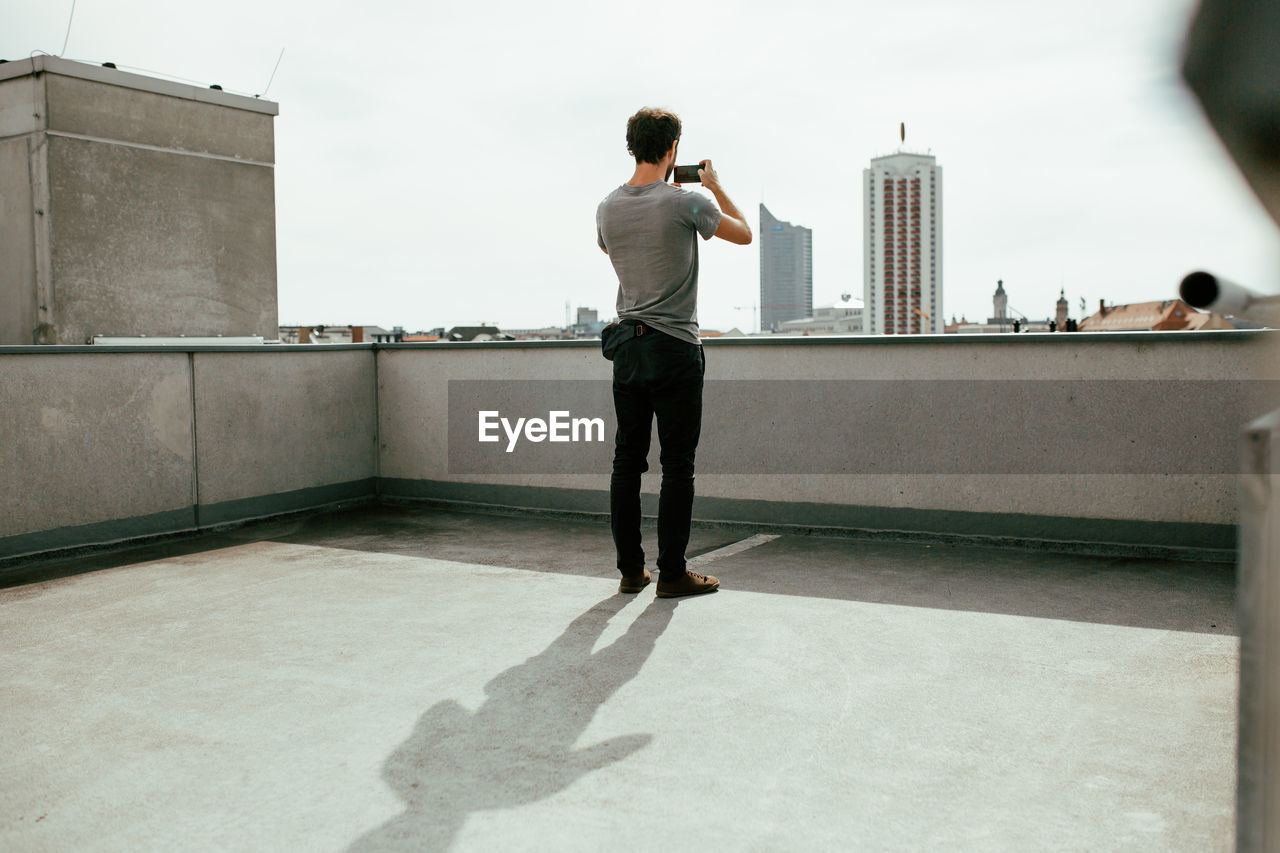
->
<box><xmin>620</xmin><ymin>320</ymin><xmax>650</xmax><ymax>335</ymax></box>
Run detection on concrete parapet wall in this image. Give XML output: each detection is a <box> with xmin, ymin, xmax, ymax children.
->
<box><xmin>0</xmin><ymin>347</ymin><xmax>375</xmax><ymax>562</ymax></box>
<box><xmin>0</xmin><ymin>331</ymin><xmax>1276</xmax><ymax>564</ymax></box>
<box><xmin>379</xmin><ymin>331</ymin><xmax>1280</xmax><ymax>551</ymax></box>
<box><xmin>0</xmin><ymin>351</ymin><xmax>195</xmax><ymax>543</ymax></box>
<box><xmin>193</xmin><ymin>350</ymin><xmax>377</xmax><ymax>509</ymax></box>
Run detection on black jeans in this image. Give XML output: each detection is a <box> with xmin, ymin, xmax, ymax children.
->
<box><xmin>610</xmin><ymin>324</ymin><xmax>705</xmax><ymax>579</ymax></box>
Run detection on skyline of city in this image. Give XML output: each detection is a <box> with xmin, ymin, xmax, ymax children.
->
<box><xmin>8</xmin><ymin>0</ymin><xmax>1275</xmax><ymax>336</ymax></box>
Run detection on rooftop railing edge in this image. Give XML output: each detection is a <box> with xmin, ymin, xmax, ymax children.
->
<box><xmin>0</xmin><ymin>328</ymin><xmax>1273</xmax><ymax>354</ymax></box>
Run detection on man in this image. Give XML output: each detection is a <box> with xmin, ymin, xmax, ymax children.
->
<box><xmin>596</xmin><ymin>107</ymin><xmax>752</xmax><ymax>598</ymax></box>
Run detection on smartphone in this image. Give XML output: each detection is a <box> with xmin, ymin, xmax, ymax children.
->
<box><xmin>673</xmin><ymin>164</ymin><xmax>703</xmax><ymax>184</ymax></box>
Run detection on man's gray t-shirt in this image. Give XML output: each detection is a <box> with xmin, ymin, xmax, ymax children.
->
<box><xmin>596</xmin><ymin>181</ymin><xmax>722</xmax><ymax>345</ymax></box>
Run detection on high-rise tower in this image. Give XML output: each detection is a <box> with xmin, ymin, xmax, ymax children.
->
<box><xmin>759</xmin><ymin>204</ymin><xmax>812</xmax><ymax>332</ymax></box>
<box><xmin>862</xmin><ymin>152</ymin><xmax>943</xmax><ymax>334</ymax></box>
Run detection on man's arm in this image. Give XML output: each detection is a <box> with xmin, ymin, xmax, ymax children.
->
<box><xmin>698</xmin><ymin>160</ymin><xmax>752</xmax><ymax>245</ymax></box>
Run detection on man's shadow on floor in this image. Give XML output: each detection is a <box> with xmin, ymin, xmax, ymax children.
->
<box><xmin>347</xmin><ymin>593</ymin><xmax>678</xmax><ymax>852</ymax></box>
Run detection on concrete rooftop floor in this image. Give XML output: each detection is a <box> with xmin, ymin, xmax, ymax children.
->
<box><xmin>0</xmin><ymin>502</ymin><xmax>1239</xmax><ymax>851</ymax></box>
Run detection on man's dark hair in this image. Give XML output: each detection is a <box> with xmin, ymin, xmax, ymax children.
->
<box><xmin>626</xmin><ymin>107</ymin><xmax>682</xmax><ymax>164</ymax></box>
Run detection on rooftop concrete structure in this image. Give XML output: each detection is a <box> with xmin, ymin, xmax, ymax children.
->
<box><xmin>5</xmin><ymin>1</ymin><xmax>1278</xmax><ymax>840</ymax></box>
<box><xmin>0</xmin><ymin>333</ymin><xmax>1275</xmax><ymax>850</ymax></box>
<box><xmin>6</xmin><ymin>332</ymin><xmax>1276</xmax><ymax>567</ymax></box>
<box><xmin>0</xmin><ymin>503</ymin><xmax>1240</xmax><ymax>850</ymax></box>
<box><xmin>0</xmin><ymin>57</ymin><xmax>279</xmax><ymax>345</ymax></box>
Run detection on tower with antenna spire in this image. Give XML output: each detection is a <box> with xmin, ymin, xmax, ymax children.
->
<box><xmin>862</xmin><ymin>132</ymin><xmax>943</xmax><ymax>335</ymax></box>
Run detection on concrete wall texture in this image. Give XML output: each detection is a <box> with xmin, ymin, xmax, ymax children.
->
<box><xmin>0</xmin><ymin>137</ymin><xmax>38</xmax><ymax>344</ymax></box>
<box><xmin>0</xmin><ymin>352</ymin><xmax>194</xmax><ymax>540</ymax></box>
<box><xmin>0</xmin><ymin>58</ymin><xmax>278</xmax><ymax>345</ymax></box>
<box><xmin>378</xmin><ymin>332</ymin><xmax>1278</xmax><ymax>534</ymax></box>
<box><xmin>193</xmin><ymin>350</ymin><xmax>377</xmax><ymax>506</ymax></box>
<box><xmin>1</xmin><ymin>331</ymin><xmax>1275</xmax><ymax>562</ymax></box>
<box><xmin>0</xmin><ymin>347</ymin><xmax>375</xmax><ymax>558</ymax></box>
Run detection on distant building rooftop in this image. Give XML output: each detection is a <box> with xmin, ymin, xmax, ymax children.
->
<box><xmin>446</xmin><ymin>325</ymin><xmax>512</xmax><ymax>341</ymax></box>
<box><xmin>869</xmin><ymin>150</ymin><xmax>937</xmax><ymax>164</ymax></box>
<box><xmin>1080</xmin><ymin>299</ymin><xmax>1233</xmax><ymax>332</ymax></box>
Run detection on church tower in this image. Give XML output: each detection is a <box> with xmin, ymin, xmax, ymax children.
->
<box><xmin>992</xmin><ymin>280</ymin><xmax>1008</xmax><ymax>321</ymax></box>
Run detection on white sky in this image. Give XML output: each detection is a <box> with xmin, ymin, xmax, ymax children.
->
<box><xmin>5</xmin><ymin>0</ymin><xmax>1278</xmax><ymax>332</ymax></box>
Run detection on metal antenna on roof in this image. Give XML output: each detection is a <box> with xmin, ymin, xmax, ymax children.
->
<box><xmin>257</xmin><ymin>48</ymin><xmax>285</xmax><ymax>99</ymax></box>
<box><xmin>60</xmin><ymin>0</ymin><xmax>77</xmax><ymax>56</ymax></box>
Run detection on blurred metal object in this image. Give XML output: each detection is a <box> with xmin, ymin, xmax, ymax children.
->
<box><xmin>1180</xmin><ymin>270</ymin><xmax>1280</xmax><ymax>324</ymax></box>
<box><xmin>1184</xmin><ymin>3</ymin><xmax>1280</xmax><ymax>851</ymax></box>
<box><xmin>1183</xmin><ymin>0</ymin><xmax>1280</xmax><ymax>230</ymax></box>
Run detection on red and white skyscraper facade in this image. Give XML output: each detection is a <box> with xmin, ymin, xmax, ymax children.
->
<box><xmin>862</xmin><ymin>152</ymin><xmax>943</xmax><ymax>334</ymax></box>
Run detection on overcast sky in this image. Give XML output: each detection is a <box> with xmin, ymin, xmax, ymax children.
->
<box><xmin>5</xmin><ymin>0</ymin><xmax>1278</xmax><ymax>332</ymax></box>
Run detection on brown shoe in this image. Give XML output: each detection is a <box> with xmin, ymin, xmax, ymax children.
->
<box><xmin>619</xmin><ymin>569</ymin><xmax>651</xmax><ymax>594</ymax></box>
<box><xmin>656</xmin><ymin>570</ymin><xmax>719</xmax><ymax>598</ymax></box>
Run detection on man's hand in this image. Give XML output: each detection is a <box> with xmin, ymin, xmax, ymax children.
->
<box><xmin>697</xmin><ymin>160</ymin><xmax>722</xmax><ymax>194</ymax></box>
<box><xmin>698</xmin><ymin>159</ymin><xmax>752</xmax><ymax>245</ymax></box>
